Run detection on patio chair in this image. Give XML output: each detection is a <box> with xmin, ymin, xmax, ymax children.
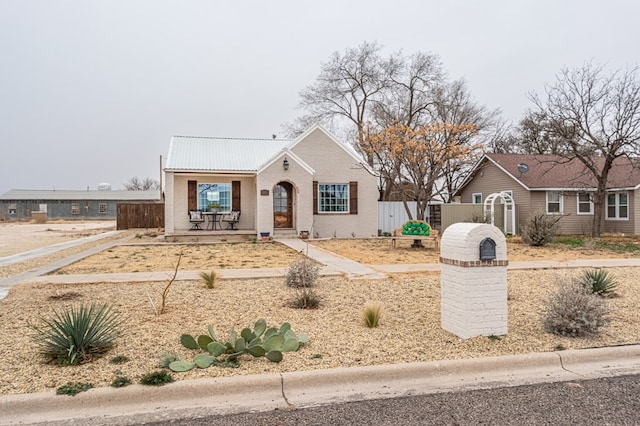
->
<box><xmin>188</xmin><ymin>210</ymin><xmax>205</xmax><ymax>230</ymax></box>
<box><xmin>222</xmin><ymin>210</ymin><xmax>241</xmax><ymax>230</ymax></box>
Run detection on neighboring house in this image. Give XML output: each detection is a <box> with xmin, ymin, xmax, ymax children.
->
<box><xmin>163</xmin><ymin>125</ymin><xmax>378</xmax><ymax>239</ymax></box>
<box><xmin>0</xmin><ymin>189</ymin><xmax>161</xmax><ymax>221</ymax></box>
<box><xmin>455</xmin><ymin>153</ymin><xmax>640</xmax><ymax>235</ymax></box>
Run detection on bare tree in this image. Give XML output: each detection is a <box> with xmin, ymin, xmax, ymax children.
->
<box><xmin>530</xmin><ymin>62</ymin><xmax>640</xmax><ymax>237</ymax></box>
<box><xmin>428</xmin><ymin>79</ymin><xmax>499</xmax><ymax>202</ymax></box>
<box><xmin>287</xmin><ymin>42</ymin><xmax>496</xmax><ymax>204</ymax></box>
<box><xmin>284</xmin><ymin>41</ymin><xmax>396</xmax><ymax>166</ymax></box>
<box><xmin>495</xmin><ymin>110</ymin><xmax>572</xmax><ymax>155</ymax></box>
<box><xmin>124</xmin><ymin>176</ymin><xmax>160</xmax><ymax>191</ymax></box>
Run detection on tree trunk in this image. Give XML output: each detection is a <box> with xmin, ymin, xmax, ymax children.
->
<box><xmin>592</xmin><ymin>188</ymin><xmax>606</xmax><ymax>238</ymax></box>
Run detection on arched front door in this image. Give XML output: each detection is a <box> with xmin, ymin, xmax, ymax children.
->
<box><xmin>274</xmin><ymin>182</ymin><xmax>293</xmax><ymax>228</ymax></box>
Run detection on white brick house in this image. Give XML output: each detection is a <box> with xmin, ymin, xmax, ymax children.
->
<box><xmin>163</xmin><ymin>125</ymin><xmax>378</xmax><ymax>239</ymax></box>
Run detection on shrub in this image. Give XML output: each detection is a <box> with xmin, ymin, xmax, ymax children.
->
<box><xmin>36</xmin><ymin>303</ymin><xmax>123</xmax><ymax>365</ymax></box>
<box><xmin>199</xmin><ymin>270</ymin><xmax>217</xmax><ymax>289</ymax></box>
<box><xmin>290</xmin><ymin>288</ymin><xmax>322</xmax><ymax>309</ymax></box>
<box><xmin>362</xmin><ymin>303</ymin><xmax>383</xmax><ymax>328</ymax></box>
<box><xmin>56</xmin><ymin>382</ymin><xmax>93</xmax><ymax>396</ymax></box>
<box><xmin>285</xmin><ymin>255</ymin><xmax>319</xmax><ymax>288</ymax></box>
<box><xmin>521</xmin><ymin>211</ymin><xmax>561</xmax><ymax>246</ymax></box>
<box><xmin>111</xmin><ymin>374</ymin><xmax>131</xmax><ymax>388</ymax></box>
<box><xmin>140</xmin><ymin>370</ymin><xmax>174</xmax><ymax>386</ymax></box>
<box><xmin>543</xmin><ymin>280</ymin><xmax>609</xmax><ymax>337</ymax></box>
<box><xmin>110</xmin><ymin>355</ymin><xmax>129</xmax><ymax>364</ymax></box>
<box><xmin>578</xmin><ymin>269</ymin><xmax>618</xmax><ymax>297</ymax></box>
<box><xmin>159</xmin><ymin>352</ymin><xmax>181</xmax><ymax>368</ymax></box>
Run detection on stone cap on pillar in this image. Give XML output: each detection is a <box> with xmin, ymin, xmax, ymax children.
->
<box><xmin>440</xmin><ymin>223</ymin><xmax>507</xmax><ymax>264</ymax></box>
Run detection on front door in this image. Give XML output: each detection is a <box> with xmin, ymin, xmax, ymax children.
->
<box><xmin>274</xmin><ymin>182</ymin><xmax>293</xmax><ymax>228</ymax></box>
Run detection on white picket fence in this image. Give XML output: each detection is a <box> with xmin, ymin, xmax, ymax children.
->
<box><xmin>377</xmin><ymin>201</ymin><xmax>422</xmax><ymax>234</ymax></box>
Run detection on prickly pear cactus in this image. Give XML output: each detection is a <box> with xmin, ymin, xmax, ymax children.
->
<box><xmin>170</xmin><ymin>319</ymin><xmax>309</xmax><ymax>372</ymax></box>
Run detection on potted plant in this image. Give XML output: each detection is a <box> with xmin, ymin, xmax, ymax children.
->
<box><xmin>260</xmin><ymin>232</ymin><xmax>270</xmax><ymax>241</ymax></box>
<box><xmin>208</xmin><ymin>203</ymin><xmax>221</xmax><ymax>213</ymax></box>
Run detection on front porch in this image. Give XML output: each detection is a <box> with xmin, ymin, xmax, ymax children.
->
<box><xmin>164</xmin><ymin>229</ymin><xmax>257</xmax><ymax>243</ymax></box>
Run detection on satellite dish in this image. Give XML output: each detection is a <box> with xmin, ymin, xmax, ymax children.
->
<box><xmin>517</xmin><ymin>163</ymin><xmax>529</xmax><ymax>174</ymax></box>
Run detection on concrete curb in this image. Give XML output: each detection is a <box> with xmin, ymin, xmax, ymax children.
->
<box><xmin>2</xmin><ymin>345</ymin><xmax>639</xmax><ymax>425</ymax></box>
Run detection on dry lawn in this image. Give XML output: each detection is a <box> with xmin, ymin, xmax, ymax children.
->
<box><xmin>52</xmin><ymin>242</ymin><xmax>303</xmax><ymax>274</ymax></box>
<box><xmin>312</xmin><ymin>236</ymin><xmax>640</xmax><ymax>264</ymax></box>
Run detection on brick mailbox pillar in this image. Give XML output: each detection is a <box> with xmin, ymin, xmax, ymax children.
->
<box><xmin>440</xmin><ymin>222</ymin><xmax>508</xmax><ymax>339</ymax></box>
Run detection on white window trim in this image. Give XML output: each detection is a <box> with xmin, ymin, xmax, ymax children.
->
<box><xmin>546</xmin><ymin>191</ymin><xmax>563</xmax><ymax>215</ymax></box>
<box><xmin>318</xmin><ymin>183</ymin><xmax>350</xmax><ymax>214</ymax></box>
<box><xmin>606</xmin><ymin>192</ymin><xmax>629</xmax><ymax>220</ymax></box>
<box><xmin>576</xmin><ymin>192</ymin><xmax>594</xmax><ymax>215</ymax></box>
<box><xmin>472</xmin><ymin>193</ymin><xmax>482</xmax><ymax>204</ymax></box>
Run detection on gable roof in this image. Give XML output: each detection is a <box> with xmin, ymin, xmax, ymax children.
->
<box><xmin>459</xmin><ymin>153</ymin><xmax>640</xmax><ymax>193</ymax></box>
<box><xmin>165</xmin><ymin>124</ymin><xmax>373</xmax><ymax>175</ymax></box>
<box><xmin>0</xmin><ymin>189</ymin><xmax>161</xmax><ymax>201</ymax></box>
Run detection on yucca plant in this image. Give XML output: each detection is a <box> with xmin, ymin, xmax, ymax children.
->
<box><xmin>362</xmin><ymin>303</ymin><xmax>383</xmax><ymax>328</ymax></box>
<box><xmin>578</xmin><ymin>269</ymin><xmax>618</xmax><ymax>297</ymax></box>
<box><xmin>199</xmin><ymin>270</ymin><xmax>218</xmax><ymax>289</ymax></box>
<box><xmin>36</xmin><ymin>303</ymin><xmax>123</xmax><ymax>365</ymax></box>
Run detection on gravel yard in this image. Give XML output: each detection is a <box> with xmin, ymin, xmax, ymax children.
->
<box><xmin>0</xmin><ymin>268</ymin><xmax>639</xmax><ymax>396</ymax></box>
<box><xmin>1</xmin><ymin>223</ymin><xmax>639</xmax><ymax>397</ymax></box>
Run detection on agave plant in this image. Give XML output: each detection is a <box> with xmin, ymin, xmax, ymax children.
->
<box><xmin>578</xmin><ymin>269</ymin><xmax>618</xmax><ymax>297</ymax></box>
<box><xmin>35</xmin><ymin>303</ymin><xmax>123</xmax><ymax>365</ymax></box>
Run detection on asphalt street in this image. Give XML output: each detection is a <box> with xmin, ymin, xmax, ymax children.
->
<box><xmin>140</xmin><ymin>374</ymin><xmax>640</xmax><ymax>426</ymax></box>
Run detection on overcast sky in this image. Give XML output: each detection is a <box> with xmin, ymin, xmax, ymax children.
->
<box><xmin>1</xmin><ymin>1</ymin><xmax>638</xmax><ymax>195</ymax></box>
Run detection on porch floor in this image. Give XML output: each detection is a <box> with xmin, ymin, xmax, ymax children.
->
<box><xmin>164</xmin><ymin>229</ymin><xmax>256</xmax><ymax>243</ymax></box>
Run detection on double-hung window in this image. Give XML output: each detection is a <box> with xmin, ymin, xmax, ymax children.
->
<box><xmin>607</xmin><ymin>192</ymin><xmax>628</xmax><ymax>220</ymax></box>
<box><xmin>472</xmin><ymin>193</ymin><xmax>482</xmax><ymax>204</ymax></box>
<box><xmin>577</xmin><ymin>192</ymin><xmax>593</xmax><ymax>215</ymax></box>
<box><xmin>546</xmin><ymin>191</ymin><xmax>563</xmax><ymax>214</ymax></box>
<box><xmin>318</xmin><ymin>183</ymin><xmax>349</xmax><ymax>213</ymax></box>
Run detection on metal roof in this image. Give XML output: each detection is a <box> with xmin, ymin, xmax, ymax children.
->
<box><xmin>165</xmin><ymin>136</ymin><xmax>293</xmax><ymax>172</ymax></box>
<box><xmin>0</xmin><ymin>189</ymin><xmax>161</xmax><ymax>201</ymax></box>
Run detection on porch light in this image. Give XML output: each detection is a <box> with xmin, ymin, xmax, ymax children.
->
<box><xmin>283</xmin><ymin>158</ymin><xmax>289</xmax><ymax>170</ymax></box>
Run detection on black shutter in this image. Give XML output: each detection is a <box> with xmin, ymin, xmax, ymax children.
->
<box><xmin>232</xmin><ymin>180</ymin><xmax>241</xmax><ymax>211</ymax></box>
<box><xmin>188</xmin><ymin>180</ymin><xmax>197</xmax><ymax>211</ymax></box>
<box><xmin>313</xmin><ymin>181</ymin><xmax>318</xmax><ymax>214</ymax></box>
<box><xmin>349</xmin><ymin>181</ymin><xmax>358</xmax><ymax>214</ymax></box>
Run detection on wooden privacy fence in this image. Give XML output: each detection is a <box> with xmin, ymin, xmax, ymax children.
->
<box><xmin>117</xmin><ymin>203</ymin><xmax>164</xmax><ymax>230</ymax></box>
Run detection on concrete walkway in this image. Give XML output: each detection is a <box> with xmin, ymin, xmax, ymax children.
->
<box><xmin>18</xmin><ymin>256</ymin><xmax>640</xmax><ymax>286</ymax></box>
<box><xmin>0</xmin><ymin>232</ymin><xmax>134</xmax><ymax>299</ymax></box>
<box><xmin>276</xmin><ymin>238</ymin><xmax>387</xmax><ymax>279</ymax></box>
<box><xmin>374</xmin><ymin>257</ymin><xmax>640</xmax><ymax>273</ymax></box>
<box><xmin>0</xmin><ymin>230</ymin><xmax>122</xmax><ymax>268</ymax></box>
